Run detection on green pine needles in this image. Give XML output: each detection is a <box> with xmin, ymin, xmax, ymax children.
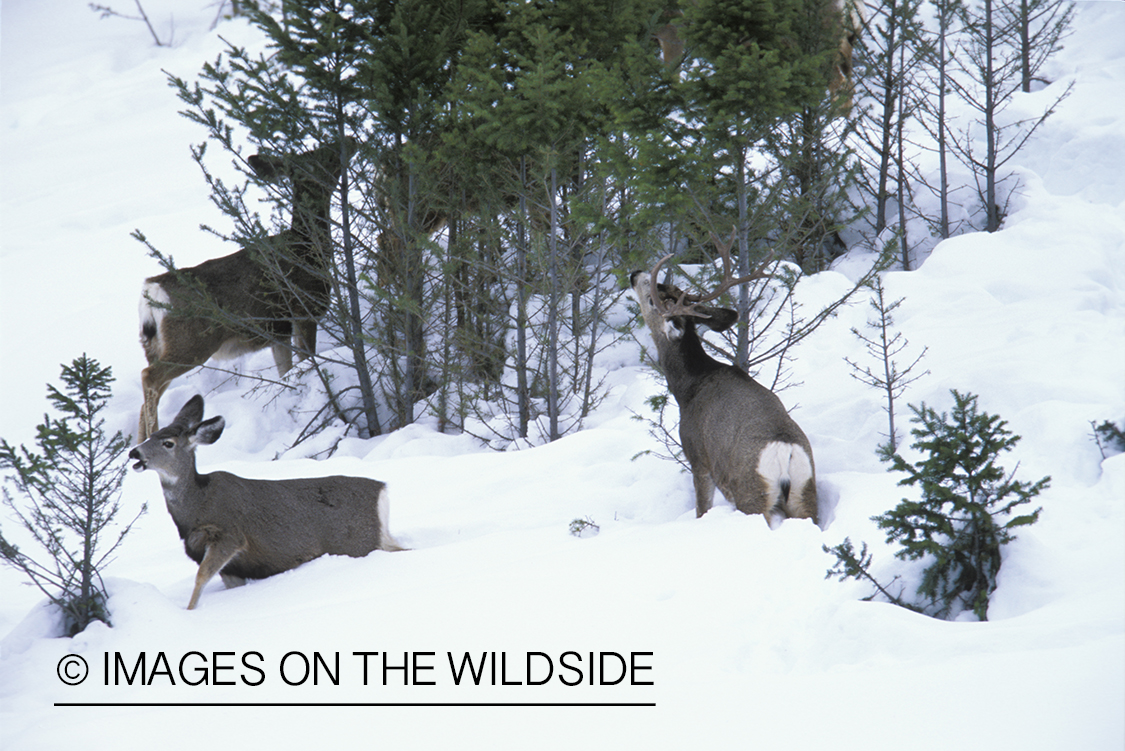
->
<box><xmin>825</xmin><ymin>389</ymin><xmax>1049</xmax><ymax>621</ymax></box>
<box><xmin>0</xmin><ymin>356</ymin><xmax>145</xmax><ymax>636</ymax></box>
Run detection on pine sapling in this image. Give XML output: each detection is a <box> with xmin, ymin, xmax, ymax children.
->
<box><xmin>0</xmin><ymin>356</ymin><xmax>145</xmax><ymax>636</ymax></box>
<box><xmin>825</xmin><ymin>389</ymin><xmax>1048</xmax><ymax>621</ymax></box>
<box><xmin>879</xmin><ymin>390</ymin><xmax>1047</xmax><ymax>619</ymax></box>
<box><xmin>843</xmin><ymin>275</ymin><xmax>928</xmax><ymax>456</ymax></box>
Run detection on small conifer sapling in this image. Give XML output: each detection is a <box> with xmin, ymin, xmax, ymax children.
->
<box><xmin>824</xmin><ymin>390</ymin><xmax>1048</xmax><ymax>620</ymax></box>
<box><xmin>0</xmin><ymin>356</ymin><xmax>145</xmax><ymax>636</ymax></box>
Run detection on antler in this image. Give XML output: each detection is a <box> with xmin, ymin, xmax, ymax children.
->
<box><xmin>648</xmin><ymin>228</ymin><xmax>776</xmax><ymax>320</ymax></box>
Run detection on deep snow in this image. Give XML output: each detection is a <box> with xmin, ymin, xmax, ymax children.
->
<box><xmin>1</xmin><ymin>1</ymin><xmax>1123</xmax><ymax>749</ymax></box>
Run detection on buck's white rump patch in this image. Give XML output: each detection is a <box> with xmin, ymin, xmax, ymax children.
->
<box><xmin>757</xmin><ymin>441</ymin><xmax>815</xmax><ymax>522</ymax></box>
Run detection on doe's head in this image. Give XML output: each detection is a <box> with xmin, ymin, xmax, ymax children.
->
<box><xmin>129</xmin><ymin>395</ymin><xmax>224</xmax><ymax>478</ymax></box>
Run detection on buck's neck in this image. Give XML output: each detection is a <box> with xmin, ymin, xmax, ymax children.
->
<box><xmin>655</xmin><ymin>320</ymin><xmax>726</xmax><ymax>405</ymax></box>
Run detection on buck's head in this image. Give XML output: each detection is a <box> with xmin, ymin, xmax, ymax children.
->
<box><xmin>630</xmin><ymin>269</ymin><xmax>738</xmax><ymax>347</ymax></box>
<box><xmin>630</xmin><ymin>232</ymin><xmax>775</xmax><ymax>350</ymax></box>
<box><xmin>130</xmin><ymin>395</ymin><xmax>225</xmax><ymax>487</ymax></box>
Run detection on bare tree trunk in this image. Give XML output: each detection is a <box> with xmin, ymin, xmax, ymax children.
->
<box><xmin>937</xmin><ymin>8</ymin><xmax>951</xmax><ymax>239</ymax></box>
<box><xmin>895</xmin><ymin>39</ymin><xmax>911</xmax><ymax>270</ymax></box>
<box><xmin>983</xmin><ymin>0</ymin><xmax>1000</xmax><ymax>233</ymax></box>
<box><xmin>736</xmin><ymin>139</ymin><xmax>750</xmax><ymax>370</ymax></box>
<box><xmin>336</xmin><ymin>116</ymin><xmax>380</xmax><ymax>436</ymax></box>
<box><xmin>516</xmin><ymin>158</ymin><xmax>530</xmax><ymax>439</ymax></box>
<box><xmin>547</xmin><ymin>165</ymin><xmax>560</xmax><ymax>442</ymax></box>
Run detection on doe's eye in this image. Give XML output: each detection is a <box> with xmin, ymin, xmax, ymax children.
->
<box><xmin>162</xmin><ymin>440</ymin><xmax>175</xmax><ymax>449</ymax></box>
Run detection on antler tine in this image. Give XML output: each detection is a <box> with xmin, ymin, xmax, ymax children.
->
<box><xmin>647</xmin><ymin>253</ymin><xmax>710</xmax><ymax>320</ymax></box>
<box><xmin>682</xmin><ymin>227</ymin><xmax>776</xmax><ymax>308</ymax></box>
<box><xmin>648</xmin><ymin>253</ymin><xmax>688</xmax><ymax>318</ymax></box>
<box><xmin>645</xmin><ymin>229</ymin><xmax>776</xmax><ymax>320</ymax></box>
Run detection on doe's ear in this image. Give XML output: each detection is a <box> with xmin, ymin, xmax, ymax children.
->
<box><xmin>189</xmin><ymin>416</ymin><xmax>225</xmax><ymax>447</ymax></box>
<box><xmin>172</xmin><ymin>395</ymin><xmax>206</xmax><ymax>429</ymax></box>
<box><xmin>247</xmin><ymin>153</ymin><xmax>284</xmax><ymax>182</ymax></box>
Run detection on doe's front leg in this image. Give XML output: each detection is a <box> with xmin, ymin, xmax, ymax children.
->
<box><xmin>187</xmin><ymin>535</ymin><xmax>246</xmax><ymax>610</ymax></box>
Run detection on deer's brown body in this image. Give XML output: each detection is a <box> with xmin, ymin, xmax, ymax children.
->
<box><xmin>129</xmin><ymin>396</ymin><xmax>402</xmax><ymax>610</ymax></box>
<box><xmin>137</xmin><ymin>143</ymin><xmax>351</xmax><ymax>441</ymax></box>
<box><xmin>631</xmin><ymin>246</ymin><xmax>817</xmax><ymax>526</ymax></box>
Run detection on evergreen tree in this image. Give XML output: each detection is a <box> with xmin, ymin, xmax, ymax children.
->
<box><xmin>1091</xmin><ymin>419</ymin><xmax>1125</xmax><ymax>459</ymax></box>
<box><xmin>878</xmin><ymin>390</ymin><xmax>1047</xmax><ymax>618</ymax></box>
<box><xmin>161</xmin><ymin>0</ymin><xmax>493</xmax><ymax>438</ymax></box>
<box><xmin>437</xmin><ymin>0</ymin><xmax>656</xmax><ymax>443</ymax></box>
<box><xmin>825</xmin><ymin>390</ymin><xmax>1048</xmax><ymax>621</ymax></box>
<box><xmin>0</xmin><ymin>356</ymin><xmax>145</xmax><ymax>636</ymax></box>
<box><xmin>679</xmin><ymin>0</ymin><xmax>838</xmax><ymax>365</ymax></box>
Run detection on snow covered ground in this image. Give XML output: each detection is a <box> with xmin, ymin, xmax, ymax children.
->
<box><xmin>1</xmin><ymin>1</ymin><xmax>1123</xmax><ymax>749</ymax></box>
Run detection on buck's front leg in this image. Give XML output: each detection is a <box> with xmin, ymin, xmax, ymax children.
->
<box><xmin>186</xmin><ymin>532</ymin><xmax>246</xmax><ymax>610</ymax></box>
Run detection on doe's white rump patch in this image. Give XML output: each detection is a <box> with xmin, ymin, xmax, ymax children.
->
<box><xmin>139</xmin><ymin>282</ymin><xmax>169</xmax><ymax>346</ymax></box>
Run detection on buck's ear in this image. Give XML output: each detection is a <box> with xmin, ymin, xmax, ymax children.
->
<box><xmin>172</xmin><ymin>395</ymin><xmax>206</xmax><ymax>429</ymax></box>
<box><xmin>189</xmin><ymin>416</ymin><xmax>225</xmax><ymax>447</ymax></box>
<box><xmin>696</xmin><ymin>306</ymin><xmax>738</xmax><ymax>333</ymax></box>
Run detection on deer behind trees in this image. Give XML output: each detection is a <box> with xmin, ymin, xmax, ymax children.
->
<box><xmin>129</xmin><ymin>395</ymin><xmax>403</xmax><ymax>610</ymax></box>
<box><xmin>137</xmin><ymin>142</ymin><xmax>353</xmax><ymax>441</ymax></box>
<box><xmin>652</xmin><ymin>0</ymin><xmax>864</xmax><ymax>109</ymax></box>
<box><xmin>631</xmin><ymin>246</ymin><xmax>818</xmax><ymax>527</ymax></box>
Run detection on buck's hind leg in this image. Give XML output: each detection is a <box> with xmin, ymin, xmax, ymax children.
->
<box><xmin>780</xmin><ymin>444</ymin><xmax>817</xmax><ymax>524</ymax></box>
<box><xmin>692</xmin><ymin>468</ymin><xmax>716</xmax><ymax>518</ymax></box>
<box><xmin>271</xmin><ymin>342</ymin><xmax>294</xmax><ymax>377</ymax></box>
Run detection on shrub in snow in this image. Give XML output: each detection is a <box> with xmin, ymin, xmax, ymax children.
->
<box><xmin>569</xmin><ymin>517</ymin><xmax>601</xmax><ymax>538</ymax></box>
<box><xmin>1091</xmin><ymin>419</ymin><xmax>1125</xmax><ymax>459</ymax></box>
<box><xmin>0</xmin><ymin>356</ymin><xmax>145</xmax><ymax>636</ymax></box>
<box><xmin>825</xmin><ymin>390</ymin><xmax>1048</xmax><ymax>621</ymax></box>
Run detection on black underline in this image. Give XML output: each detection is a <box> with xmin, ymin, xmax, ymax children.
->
<box><xmin>55</xmin><ymin>702</ymin><xmax>656</xmax><ymax>708</ymax></box>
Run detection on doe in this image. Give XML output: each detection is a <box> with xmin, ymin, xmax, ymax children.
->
<box><xmin>137</xmin><ymin>141</ymin><xmax>352</xmax><ymax>441</ymax></box>
<box><xmin>631</xmin><ymin>239</ymin><xmax>818</xmax><ymax>527</ymax></box>
<box><xmin>129</xmin><ymin>395</ymin><xmax>402</xmax><ymax>609</ymax></box>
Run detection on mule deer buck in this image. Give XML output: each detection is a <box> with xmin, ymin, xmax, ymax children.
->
<box><xmin>631</xmin><ymin>239</ymin><xmax>818</xmax><ymax>527</ymax></box>
<box><xmin>129</xmin><ymin>395</ymin><xmax>403</xmax><ymax>609</ymax></box>
<box><xmin>137</xmin><ymin>141</ymin><xmax>353</xmax><ymax>441</ymax></box>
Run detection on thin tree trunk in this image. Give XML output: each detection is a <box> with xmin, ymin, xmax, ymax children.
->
<box><xmin>336</xmin><ymin>116</ymin><xmax>381</xmax><ymax>436</ymax></box>
<box><xmin>516</xmin><ymin>157</ymin><xmax>530</xmax><ymax>439</ymax></box>
<box><xmin>937</xmin><ymin>9</ymin><xmax>951</xmax><ymax>239</ymax></box>
<box><xmin>736</xmin><ymin>139</ymin><xmax>750</xmax><ymax>370</ymax></box>
<box><xmin>984</xmin><ymin>0</ymin><xmax>999</xmax><ymax>232</ymax></box>
<box><xmin>547</xmin><ymin>164</ymin><xmax>560</xmax><ymax>442</ymax></box>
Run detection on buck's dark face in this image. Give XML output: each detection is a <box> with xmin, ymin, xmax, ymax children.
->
<box><xmin>630</xmin><ymin>270</ymin><xmax>738</xmax><ymax>345</ymax></box>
